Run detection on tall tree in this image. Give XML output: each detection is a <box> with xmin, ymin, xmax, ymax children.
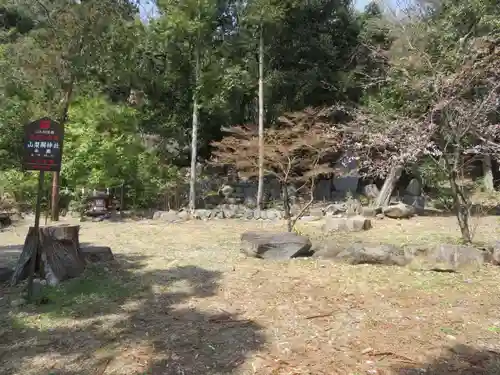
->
<box><xmin>351</xmin><ymin>0</ymin><xmax>500</xmax><ymax>242</ymax></box>
<box><xmin>155</xmin><ymin>0</ymin><xmax>244</xmax><ymax>212</ymax></box>
<box><xmin>4</xmin><ymin>0</ymin><xmax>137</xmax><ymax>220</ymax></box>
<box><xmin>239</xmin><ymin>0</ymin><xmax>292</xmax><ymax>208</ymax></box>
<box><xmin>265</xmin><ymin>0</ymin><xmax>360</xmax><ymax>111</ymax></box>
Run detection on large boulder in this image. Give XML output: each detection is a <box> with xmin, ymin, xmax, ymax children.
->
<box><xmin>193</xmin><ymin>209</ymin><xmax>212</xmax><ymax>220</ymax></box>
<box><xmin>242</xmin><ymin>208</ymin><xmax>254</xmax><ymax>219</ymax></box>
<box><xmin>402</xmin><ymin>195</ymin><xmax>425</xmax><ymax>215</ymax></box>
<box><xmin>240</xmin><ymin>231</ymin><xmax>312</xmax><ymax>260</ymax></box>
<box><xmin>405</xmin><ymin>178</ymin><xmax>422</xmax><ymax>196</ymax></box>
<box><xmin>382</xmin><ymin>203</ymin><xmax>415</xmax><ymax>219</ymax></box>
<box><xmin>221</xmin><ymin>205</ymin><xmax>238</xmax><ymax>219</ymax></box>
<box><xmin>324</xmin><ymin>203</ymin><xmax>345</xmax><ymax>216</ymax></box>
<box><xmin>177</xmin><ymin>210</ymin><xmax>190</xmax><ymax>221</ymax></box>
<box><xmin>323</xmin><ymin>216</ymin><xmax>372</xmax><ymax>232</ymax></box>
<box><xmin>314</xmin><ymin>242</ymin><xmax>490</xmax><ymax>272</ymax></box>
<box><xmin>406</xmin><ymin>244</ymin><xmax>487</xmax><ymax>272</ymax></box>
<box><xmin>335</xmin><ymin>243</ymin><xmax>408</xmax><ymax>266</ymax></box>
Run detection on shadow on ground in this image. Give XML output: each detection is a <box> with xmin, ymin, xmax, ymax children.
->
<box><xmin>0</xmin><ymin>253</ymin><xmax>265</xmax><ymax>375</ymax></box>
<box><xmin>0</xmin><ymin>244</ymin><xmax>23</xmax><ymax>267</ymax></box>
<box><xmin>391</xmin><ymin>344</ymin><xmax>500</xmax><ymax>374</ymax></box>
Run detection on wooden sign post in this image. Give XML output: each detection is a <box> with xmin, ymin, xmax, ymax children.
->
<box><xmin>22</xmin><ymin>118</ymin><xmax>64</xmax><ymax>301</ymax></box>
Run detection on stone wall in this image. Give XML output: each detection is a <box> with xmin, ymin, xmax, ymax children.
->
<box><xmin>151</xmin><ymin>176</ymin><xmax>427</xmax><ymax>223</ymax></box>
<box><xmin>167</xmin><ymin>158</ymin><xmax>361</xmax><ymax>210</ymax></box>
<box><xmin>153</xmin><ymin>205</ymin><xmax>286</xmax><ymax>222</ymax></box>
<box><xmin>150</xmin><ymin>198</ymin><xmax>372</xmax><ymax>223</ymax></box>
<box><xmin>204</xmin><ymin>175</ymin><xmax>359</xmax><ymax>209</ymax></box>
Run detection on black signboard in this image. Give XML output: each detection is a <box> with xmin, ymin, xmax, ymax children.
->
<box><xmin>23</xmin><ymin>117</ymin><xmax>64</xmax><ymax>172</ymax></box>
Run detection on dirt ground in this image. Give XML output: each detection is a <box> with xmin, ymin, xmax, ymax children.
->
<box><xmin>1</xmin><ymin>215</ymin><xmax>500</xmax><ymax>375</ymax></box>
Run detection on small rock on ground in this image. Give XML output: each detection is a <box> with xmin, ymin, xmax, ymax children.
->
<box><xmin>323</xmin><ymin>216</ymin><xmax>372</xmax><ymax>232</ymax></box>
<box><xmin>299</xmin><ymin>215</ymin><xmax>322</xmax><ymax>222</ymax></box>
<box><xmin>153</xmin><ymin>210</ymin><xmax>186</xmax><ymax>222</ymax></box>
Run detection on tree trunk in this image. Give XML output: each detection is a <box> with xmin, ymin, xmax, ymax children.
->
<box><xmin>289</xmin><ymin>178</ymin><xmax>316</xmax><ymax>232</ymax></box>
<box><xmin>444</xmin><ymin>145</ymin><xmax>472</xmax><ymax>244</ymax></box>
<box><xmin>482</xmin><ymin>154</ymin><xmax>495</xmax><ymax>192</ymax></box>
<box><xmin>256</xmin><ymin>23</ymin><xmax>265</xmax><ymax>209</ymax></box>
<box><xmin>11</xmin><ymin>225</ymin><xmax>85</xmax><ymax>286</ymax></box>
<box><xmin>282</xmin><ymin>183</ymin><xmax>292</xmax><ymax>232</ymax></box>
<box><xmin>51</xmin><ymin>78</ymin><xmax>74</xmax><ymax>222</ymax></box>
<box><xmin>374</xmin><ymin>165</ymin><xmax>403</xmax><ymax>207</ymax></box>
<box><xmin>448</xmin><ymin>172</ymin><xmax>472</xmax><ymax>243</ymax></box>
<box><xmin>51</xmin><ymin>172</ymin><xmax>60</xmax><ymax>221</ymax></box>
<box><xmin>188</xmin><ymin>39</ymin><xmax>201</xmax><ymax>213</ymax></box>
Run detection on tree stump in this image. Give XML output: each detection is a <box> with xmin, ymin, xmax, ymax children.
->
<box><xmin>11</xmin><ymin>225</ymin><xmax>86</xmax><ymax>286</ymax></box>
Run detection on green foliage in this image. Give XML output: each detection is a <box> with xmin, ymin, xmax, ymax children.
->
<box><xmin>63</xmin><ymin>97</ymin><xmax>141</xmax><ymax>187</ymax></box>
<box><xmin>2</xmin><ymin>0</ymin><xmax>495</xmax><ymax>219</ymax></box>
<box><xmin>0</xmin><ymin>170</ymin><xmax>36</xmax><ymax>201</ymax></box>
<box><xmin>419</xmin><ymin>159</ymin><xmax>455</xmax><ymax>210</ymax></box>
<box><xmin>62</xmin><ymin>96</ymin><xmax>180</xmax><ymax>208</ymax></box>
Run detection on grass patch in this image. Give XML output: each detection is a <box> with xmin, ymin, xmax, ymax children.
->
<box><xmin>30</xmin><ymin>264</ymin><xmax>145</xmax><ymax>319</ymax></box>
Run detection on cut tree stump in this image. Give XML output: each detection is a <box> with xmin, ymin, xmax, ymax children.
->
<box><xmin>11</xmin><ymin>225</ymin><xmax>86</xmax><ymax>286</ymax></box>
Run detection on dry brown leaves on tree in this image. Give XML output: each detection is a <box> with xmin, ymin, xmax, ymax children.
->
<box><xmin>211</xmin><ymin>107</ymin><xmax>343</xmax><ymax>187</ymax></box>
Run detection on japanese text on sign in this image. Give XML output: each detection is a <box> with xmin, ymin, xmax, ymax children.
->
<box><xmin>23</xmin><ymin>118</ymin><xmax>64</xmax><ymax>172</ymax></box>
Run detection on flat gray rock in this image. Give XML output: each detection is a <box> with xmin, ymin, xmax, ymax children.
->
<box><xmin>407</xmin><ymin>244</ymin><xmax>487</xmax><ymax>272</ymax></box>
<box><xmin>240</xmin><ymin>231</ymin><xmax>312</xmax><ymax>260</ymax></box>
<box><xmin>335</xmin><ymin>243</ymin><xmax>408</xmax><ymax>266</ymax></box>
